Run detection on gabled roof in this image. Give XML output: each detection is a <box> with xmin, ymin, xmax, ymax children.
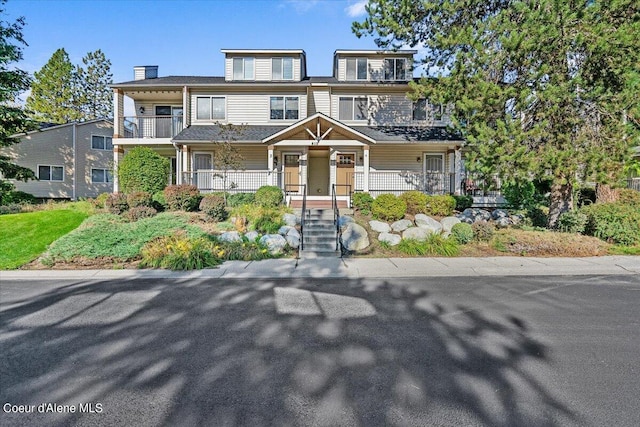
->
<box><xmin>11</xmin><ymin>119</ymin><xmax>113</xmax><ymax>138</ymax></box>
<box><xmin>262</xmin><ymin>112</ymin><xmax>376</xmax><ymax>144</ymax></box>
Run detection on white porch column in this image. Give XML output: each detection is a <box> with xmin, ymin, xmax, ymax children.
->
<box><xmin>182</xmin><ymin>86</ymin><xmax>189</xmax><ymax>129</ymax></box>
<box><xmin>182</xmin><ymin>145</ymin><xmax>189</xmax><ymax>185</ymax></box>
<box><xmin>175</xmin><ymin>145</ymin><xmax>182</xmax><ymax>185</ymax></box>
<box><xmin>113</xmin><ymin>89</ymin><xmax>124</xmax><ymax>138</ymax></box>
<box><xmin>454</xmin><ymin>147</ymin><xmax>463</xmax><ymax>195</ymax></box>
<box><xmin>113</xmin><ymin>145</ymin><xmax>124</xmax><ymax>192</ymax></box>
<box><xmin>363</xmin><ymin>145</ymin><xmax>370</xmax><ymax>193</ymax></box>
<box><xmin>267</xmin><ymin>145</ymin><xmax>275</xmax><ymax>186</ymax></box>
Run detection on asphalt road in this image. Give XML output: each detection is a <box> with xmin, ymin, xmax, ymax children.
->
<box><xmin>1</xmin><ymin>275</ymin><xmax>639</xmax><ymax>427</ymax></box>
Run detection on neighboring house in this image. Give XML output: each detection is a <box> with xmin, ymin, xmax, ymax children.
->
<box><xmin>111</xmin><ymin>49</ymin><xmax>497</xmax><ymax>204</ymax></box>
<box><xmin>3</xmin><ymin>120</ymin><xmax>114</xmax><ymax>200</ymax></box>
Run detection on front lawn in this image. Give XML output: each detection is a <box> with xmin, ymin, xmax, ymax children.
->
<box><xmin>0</xmin><ymin>208</ymin><xmax>90</xmax><ymax>269</ymax></box>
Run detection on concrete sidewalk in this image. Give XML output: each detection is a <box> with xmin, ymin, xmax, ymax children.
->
<box><xmin>1</xmin><ymin>256</ymin><xmax>638</xmax><ymax>281</ymax></box>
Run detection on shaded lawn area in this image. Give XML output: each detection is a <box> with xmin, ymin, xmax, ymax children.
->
<box><xmin>0</xmin><ymin>210</ymin><xmax>89</xmax><ymax>269</ymax></box>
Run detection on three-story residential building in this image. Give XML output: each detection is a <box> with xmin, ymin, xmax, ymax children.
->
<box><xmin>111</xmin><ymin>49</ymin><xmax>468</xmax><ymax>203</ymax></box>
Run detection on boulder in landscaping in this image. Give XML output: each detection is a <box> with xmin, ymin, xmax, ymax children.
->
<box><xmin>391</xmin><ymin>219</ymin><xmax>413</xmax><ymax>232</ymax></box>
<box><xmin>440</xmin><ymin>216</ymin><xmax>461</xmax><ymax>232</ymax></box>
<box><xmin>495</xmin><ymin>217</ymin><xmax>512</xmax><ymax>228</ymax></box>
<box><xmin>219</xmin><ymin>231</ymin><xmax>242</xmax><ymax>243</ymax></box>
<box><xmin>415</xmin><ymin>214</ymin><xmax>443</xmax><ymax>234</ymax></box>
<box><xmin>338</xmin><ymin>215</ymin><xmax>354</xmax><ymax>228</ymax></box>
<box><xmin>282</xmin><ymin>213</ymin><xmax>299</xmax><ymax>226</ymax></box>
<box><xmin>491</xmin><ymin>209</ymin><xmax>509</xmax><ymax>220</ymax></box>
<box><xmin>285</xmin><ymin>234</ymin><xmax>300</xmax><ymax>249</ymax></box>
<box><xmin>379</xmin><ymin>232</ymin><xmax>401</xmax><ymax>246</ymax></box>
<box><xmin>278</xmin><ymin>225</ymin><xmax>296</xmax><ymax>236</ymax></box>
<box><xmin>259</xmin><ymin>234</ymin><xmax>288</xmax><ymax>254</ymax></box>
<box><xmin>458</xmin><ymin>208</ymin><xmax>492</xmax><ymax>224</ymax></box>
<box><xmin>402</xmin><ymin>227</ymin><xmax>431</xmax><ymax>241</ymax></box>
<box><xmin>244</xmin><ymin>230</ymin><xmax>260</xmax><ymax>242</ymax></box>
<box><xmin>369</xmin><ymin>220</ymin><xmax>391</xmax><ymax>233</ymax></box>
<box><xmin>341</xmin><ymin>223</ymin><xmax>370</xmax><ymax>251</ymax></box>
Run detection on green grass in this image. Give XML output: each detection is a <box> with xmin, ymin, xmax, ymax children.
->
<box><xmin>0</xmin><ymin>209</ymin><xmax>89</xmax><ymax>269</ymax></box>
<box><xmin>44</xmin><ymin>212</ymin><xmax>205</xmax><ymax>263</ymax></box>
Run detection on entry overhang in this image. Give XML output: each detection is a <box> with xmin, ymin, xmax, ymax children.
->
<box><xmin>262</xmin><ymin>112</ymin><xmax>376</xmax><ymax>145</ymax></box>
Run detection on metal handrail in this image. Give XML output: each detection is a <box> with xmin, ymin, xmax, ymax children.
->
<box><xmin>331</xmin><ymin>184</ymin><xmax>350</xmax><ymax>253</ymax></box>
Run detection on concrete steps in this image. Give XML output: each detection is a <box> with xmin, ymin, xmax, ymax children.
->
<box><xmin>301</xmin><ymin>208</ymin><xmax>340</xmax><ymax>256</ymax></box>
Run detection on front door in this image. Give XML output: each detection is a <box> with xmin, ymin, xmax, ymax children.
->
<box><xmin>424</xmin><ymin>153</ymin><xmax>445</xmax><ymax>193</ymax></box>
<box><xmin>194</xmin><ymin>153</ymin><xmax>212</xmax><ymax>190</ymax></box>
<box><xmin>336</xmin><ymin>153</ymin><xmax>355</xmax><ymax>196</ymax></box>
<box><xmin>284</xmin><ymin>154</ymin><xmax>300</xmax><ymax>193</ymax></box>
<box><xmin>308</xmin><ymin>149</ymin><xmax>330</xmax><ymax>196</ymax></box>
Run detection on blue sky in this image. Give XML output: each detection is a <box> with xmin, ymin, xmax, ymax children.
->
<box><xmin>5</xmin><ymin>0</ymin><xmax>384</xmax><ymax>84</ymax></box>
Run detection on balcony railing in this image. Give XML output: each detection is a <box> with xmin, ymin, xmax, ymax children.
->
<box><xmin>182</xmin><ymin>170</ymin><xmax>281</xmax><ymax>193</ymax></box>
<box><xmin>354</xmin><ymin>171</ymin><xmax>456</xmax><ymax>196</ymax></box>
<box><xmin>120</xmin><ymin>116</ymin><xmax>183</xmax><ymax>138</ymax></box>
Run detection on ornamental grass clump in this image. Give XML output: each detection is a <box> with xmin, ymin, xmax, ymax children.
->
<box><xmin>140</xmin><ymin>232</ymin><xmax>221</xmax><ymax>270</ymax></box>
<box><xmin>451</xmin><ymin>222</ymin><xmax>474</xmax><ymax>244</ymax></box>
<box><xmin>397</xmin><ymin>234</ymin><xmax>459</xmax><ymax>257</ymax></box>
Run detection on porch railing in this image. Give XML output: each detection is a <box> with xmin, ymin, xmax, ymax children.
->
<box><xmin>121</xmin><ymin>115</ymin><xmax>183</xmax><ymax>138</ymax></box>
<box><xmin>182</xmin><ymin>170</ymin><xmax>281</xmax><ymax>193</ymax></box>
<box><xmin>461</xmin><ymin>173</ymin><xmax>503</xmax><ymax>197</ymax></box>
<box><xmin>627</xmin><ymin>178</ymin><xmax>640</xmax><ymax>192</ymax></box>
<box><xmin>354</xmin><ymin>171</ymin><xmax>456</xmax><ymax>196</ymax></box>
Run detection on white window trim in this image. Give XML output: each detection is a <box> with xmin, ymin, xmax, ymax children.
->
<box><xmin>384</xmin><ymin>57</ymin><xmax>409</xmax><ymax>81</ymax></box>
<box><xmin>338</xmin><ymin>95</ymin><xmax>369</xmax><ymax>121</ymax></box>
<box><xmin>412</xmin><ymin>99</ymin><xmax>444</xmax><ymax>122</ymax></box>
<box><xmin>233</xmin><ymin>57</ymin><xmax>255</xmax><ymax>81</ymax></box>
<box><xmin>91</xmin><ymin>168</ymin><xmax>112</xmax><ymax>184</ymax></box>
<box><xmin>195</xmin><ymin>96</ymin><xmax>227</xmax><ymax>122</ymax></box>
<box><xmin>37</xmin><ymin>164</ymin><xmax>64</xmax><ymax>182</ymax></box>
<box><xmin>90</xmin><ymin>134</ymin><xmax>113</xmax><ymax>151</ymax></box>
<box><xmin>192</xmin><ymin>152</ymin><xmax>214</xmax><ymax>171</ymax></box>
<box><xmin>346</xmin><ymin>57</ymin><xmax>369</xmax><ymax>81</ymax></box>
<box><xmin>271</xmin><ymin>57</ymin><xmax>294</xmax><ymax>81</ymax></box>
<box><xmin>423</xmin><ymin>153</ymin><xmax>445</xmax><ymax>174</ymax></box>
<box><xmin>269</xmin><ymin>95</ymin><xmax>300</xmax><ymax>121</ymax></box>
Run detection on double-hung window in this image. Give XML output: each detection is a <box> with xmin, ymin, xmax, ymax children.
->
<box><xmin>413</xmin><ymin>99</ymin><xmax>444</xmax><ymax>121</ymax></box>
<box><xmin>272</xmin><ymin>58</ymin><xmax>294</xmax><ymax>80</ymax></box>
<box><xmin>91</xmin><ymin>168</ymin><xmax>112</xmax><ymax>183</ymax></box>
<box><xmin>346</xmin><ymin>58</ymin><xmax>368</xmax><ymax>80</ymax></box>
<box><xmin>91</xmin><ymin>135</ymin><xmax>113</xmax><ymax>150</ymax></box>
<box><xmin>38</xmin><ymin>165</ymin><xmax>64</xmax><ymax>181</ymax></box>
<box><xmin>270</xmin><ymin>96</ymin><xmax>299</xmax><ymax>120</ymax></box>
<box><xmin>384</xmin><ymin>58</ymin><xmax>408</xmax><ymax>81</ymax></box>
<box><xmin>196</xmin><ymin>96</ymin><xmax>226</xmax><ymax>121</ymax></box>
<box><xmin>339</xmin><ymin>96</ymin><xmax>368</xmax><ymax>121</ymax></box>
<box><xmin>232</xmin><ymin>57</ymin><xmax>254</xmax><ymax>80</ymax></box>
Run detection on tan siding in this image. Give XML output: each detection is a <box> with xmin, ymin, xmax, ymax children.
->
<box><xmin>308</xmin><ymin>88</ymin><xmax>331</xmax><ymax>116</ymax></box>
<box><xmin>369</xmin><ymin>145</ymin><xmax>447</xmax><ymax>172</ymax></box>
<box><xmin>225</xmin><ymin>54</ymin><xmax>303</xmax><ymax>81</ymax></box>
<box><xmin>369</xmin><ymin>94</ymin><xmax>412</xmax><ymax>125</ymax></box>
<box><xmin>75</xmin><ymin>121</ymin><xmax>114</xmax><ymax>198</ymax></box>
<box><xmin>255</xmin><ymin>58</ymin><xmax>271</xmax><ymax>81</ymax></box>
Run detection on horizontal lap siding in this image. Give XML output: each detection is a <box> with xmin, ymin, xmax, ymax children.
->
<box><xmin>190</xmin><ymin>93</ymin><xmax>307</xmax><ymax>124</ymax></box>
<box><xmin>225</xmin><ymin>56</ymin><xmax>302</xmax><ymax>81</ymax></box>
<box><xmin>330</xmin><ymin>92</ymin><xmax>411</xmax><ymax>124</ymax></box>
<box><xmin>75</xmin><ymin>122</ymin><xmax>114</xmax><ymax>198</ymax></box>
<box><xmin>369</xmin><ymin>145</ymin><xmax>448</xmax><ymax>172</ymax></box>
<box><xmin>308</xmin><ymin>88</ymin><xmax>331</xmax><ymax>116</ymax></box>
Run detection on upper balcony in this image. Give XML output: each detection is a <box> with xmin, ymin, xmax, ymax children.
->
<box><xmin>120</xmin><ymin>115</ymin><xmax>184</xmax><ymax>139</ymax></box>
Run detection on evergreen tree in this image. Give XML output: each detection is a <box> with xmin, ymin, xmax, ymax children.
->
<box><xmin>75</xmin><ymin>49</ymin><xmax>113</xmax><ymax>120</ymax></box>
<box><xmin>354</xmin><ymin>0</ymin><xmax>640</xmax><ymax>227</ymax></box>
<box><xmin>0</xmin><ymin>1</ymin><xmax>37</xmax><ymax>183</ymax></box>
<box><xmin>26</xmin><ymin>47</ymin><xmax>80</xmax><ymax>123</ymax></box>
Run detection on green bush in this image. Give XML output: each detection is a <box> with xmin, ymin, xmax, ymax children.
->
<box><xmin>0</xmin><ymin>180</ymin><xmax>14</xmax><ymax>205</ymax></box>
<box><xmin>152</xmin><ymin>191</ymin><xmax>167</xmax><ymax>211</ymax></box>
<box><xmin>0</xmin><ymin>204</ymin><xmax>21</xmax><ymax>215</ymax></box>
<box><xmin>199</xmin><ymin>193</ymin><xmax>227</xmax><ymax>221</ymax></box>
<box><xmin>472</xmin><ymin>221</ymin><xmax>495</xmax><ymax>242</ymax></box>
<box><xmin>453</xmin><ymin>195</ymin><xmax>473</xmax><ymax>211</ymax></box>
<box><xmin>451</xmin><ymin>222</ymin><xmax>474</xmax><ymax>244</ymax></box>
<box><xmin>557</xmin><ymin>210</ymin><xmax>587</xmax><ymax>234</ymax></box>
<box><xmin>126</xmin><ymin>191</ymin><xmax>153</xmax><ymax>208</ymax></box>
<box><xmin>92</xmin><ymin>192</ymin><xmax>110</xmax><ymax>209</ymax></box>
<box><xmin>105</xmin><ymin>193</ymin><xmax>129</xmax><ymax>215</ymax></box>
<box><xmin>425</xmin><ymin>195</ymin><xmax>456</xmax><ymax>216</ymax></box>
<box><xmin>527</xmin><ymin>206</ymin><xmax>549</xmax><ymax>228</ymax></box>
<box><xmin>372</xmin><ymin>194</ymin><xmax>406</xmax><ymax>221</ymax></box>
<box><xmin>580</xmin><ymin>202</ymin><xmax>640</xmax><ymax>245</ymax></box>
<box><xmin>255</xmin><ymin>186</ymin><xmax>283</xmax><ymax>207</ymax></box>
<box><xmin>140</xmin><ymin>232</ymin><xmax>221</xmax><ymax>270</ymax></box>
<box><xmin>352</xmin><ymin>192</ymin><xmax>374</xmax><ymax>214</ymax></box>
<box><xmin>227</xmin><ymin>192</ymin><xmax>255</xmax><ymax>207</ymax></box>
<box><xmin>125</xmin><ymin>206</ymin><xmax>157</xmax><ymax>222</ymax></box>
<box><xmin>164</xmin><ymin>185</ymin><xmax>201</xmax><ymax>211</ymax></box>
<box><xmin>211</xmin><ymin>237</ymin><xmax>275</xmax><ymax>261</ymax></box>
<box><xmin>254</xmin><ymin>210</ymin><xmax>284</xmax><ymax>234</ymax></box>
<box><xmin>399</xmin><ymin>190</ymin><xmax>427</xmax><ymax>215</ymax></box>
<box><xmin>2</xmin><ymin>190</ymin><xmax>36</xmax><ymax>205</ymax></box>
<box><xmin>502</xmin><ymin>180</ymin><xmax>536</xmax><ymax>209</ymax></box>
<box><xmin>397</xmin><ymin>234</ymin><xmax>460</xmax><ymax>256</ymax></box>
<box><xmin>618</xmin><ymin>188</ymin><xmax>640</xmax><ymax>207</ymax></box>
<box><xmin>117</xmin><ymin>147</ymin><xmax>170</xmax><ymax>194</ymax></box>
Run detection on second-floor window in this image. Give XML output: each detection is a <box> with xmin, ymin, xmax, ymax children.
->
<box><xmin>91</xmin><ymin>135</ymin><xmax>113</xmax><ymax>151</ymax></box>
<box><xmin>339</xmin><ymin>96</ymin><xmax>368</xmax><ymax>121</ymax></box>
<box><xmin>384</xmin><ymin>58</ymin><xmax>408</xmax><ymax>81</ymax></box>
<box><xmin>270</xmin><ymin>96</ymin><xmax>299</xmax><ymax>120</ymax></box>
<box><xmin>196</xmin><ymin>96</ymin><xmax>226</xmax><ymax>121</ymax></box>
<box><xmin>272</xmin><ymin>58</ymin><xmax>293</xmax><ymax>80</ymax></box>
<box><xmin>233</xmin><ymin>57</ymin><xmax>254</xmax><ymax>80</ymax></box>
<box><xmin>413</xmin><ymin>99</ymin><xmax>444</xmax><ymax>121</ymax></box>
<box><xmin>38</xmin><ymin>165</ymin><xmax>64</xmax><ymax>181</ymax></box>
<box><xmin>346</xmin><ymin>58</ymin><xmax>368</xmax><ymax>80</ymax></box>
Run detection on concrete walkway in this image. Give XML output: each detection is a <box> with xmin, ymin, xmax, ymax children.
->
<box><xmin>1</xmin><ymin>256</ymin><xmax>638</xmax><ymax>280</ymax></box>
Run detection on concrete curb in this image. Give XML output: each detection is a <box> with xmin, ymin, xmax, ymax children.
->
<box><xmin>1</xmin><ymin>256</ymin><xmax>638</xmax><ymax>281</ymax></box>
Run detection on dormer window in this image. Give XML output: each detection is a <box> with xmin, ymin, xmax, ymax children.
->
<box><xmin>272</xmin><ymin>58</ymin><xmax>293</xmax><ymax>80</ymax></box>
<box><xmin>384</xmin><ymin>58</ymin><xmax>408</xmax><ymax>81</ymax></box>
<box><xmin>233</xmin><ymin>57</ymin><xmax>254</xmax><ymax>80</ymax></box>
<box><xmin>346</xmin><ymin>58</ymin><xmax>368</xmax><ymax>81</ymax></box>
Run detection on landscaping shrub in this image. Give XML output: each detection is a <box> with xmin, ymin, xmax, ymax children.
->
<box><xmin>0</xmin><ymin>180</ymin><xmax>14</xmax><ymax>205</ymax></box>
<box><xmin>502</xmin><ymin>180</ymin><xmax>536</xmax><ymax>209</ymax></box>
<box><xmin>125</xmin><ymin>206</ymin><xmax>157</xmax><ymax>222</ymax></box>
<box><xmin>126</xmin><ymin>191</ymin><xmax>153</xmax><ymax>208</ymax></box>
<box><xmin>352</xmin><ymin>192</ymin><xmax>374</xmax><ymax>215</ymax></box>
<box><xmin>211</xmin><ymin>237</ymin><xmax>274</xmax><ymax>261</ymax></box>
<box><xmin>399</xmin><ymin>190</ymin><xmax>427</xmax><ymax>215</ymax></box>
<box><xmin>253</xmin><ymin>209</ymin><xmax>284</xmax><ymax>234</ymax></box>
<box><xmin>557</xmin><ymin>210</ymin><xmax>587</xmax><ymax>234</ymax></box>
<box><xmin>580</xmin><ymin>202</ymin><xmax>640</xmax><ymax>245</ymax></box>
<box><xmin>372</xmin><ymin>194</ymin><xmax>406</xmax><ymax>221</ymax></box>
<box><xmin>105</xmin><ymin>192</ymin><xmax>129</xmax><ymax>215</ymax></box>
<box><xmin>140</xmin><ymin>232</ymin><xmax>221</xmax><ymax>270</ymax></box>
<box><xmin>425</xmin><ymin>195</ymin><xmax>456</xmax><ymax>216</ymax></box>
<box><xmin>453</xmin><ymin>195</ymin><xmax>473</xmax><ymax>211</ymax></box>
<box><xmin>526</xmin><ymin>206</ymin><xmax>549</xmax><ymax>228</ymax></box>
<box><xmin>397</xmin><ymin>235</ymin><xmax>459</xmax><ymax>256</ymax></box>
<box><xmin>0</xmin><ymin>204</ymin><xmax>21</xmax><ymax>215</ymax></box>
<box><xmin>164</xmin><ymin>185</ymin><xmax>201</xmax><ymax>211</ymax></box>
<box><xmin>472</xmin><ymin>221</ymin><xmax>495</xmax><ymax>242</ymax></box>
<box><xmin>617</xmin><ymin>188</ymin><xmax>640</xmax><ymax>207</ymax></box>
<box><xmin>117</xmin><ymin>146</ymin><xmax>170</xmax><ymax>194</ymax></box>
<box><xmin>199</xmin><ymin>193</ymin><xmax>227</xmax><ymax>221</ymax></box>
<box><xmin>152</xmin><ymin>191</ymin><xmax>167</xmax><ymax>211</ymax></box>
<box><xmin>2</xmin><ymin>190</ymin><xmax>36</xmax><ymax>205</ymax></box>
<box><xmin>226</xmin><ymin>192</ymin><xmax>255</xmax><ymax>207</ymax></box>
<box><xmin>451</xmin><ymin>222</ymin><xmax>474</xmax><ymax>244</ymax></box>
<box><xmin>255</xmin><ymin>185</ymin><xmax>283</xmax><ymax>207</ymax></box>
<box><xmin>91</xmin><ymin>192</ymin><xmax>110</xmax><ymax>209</ymax></box>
